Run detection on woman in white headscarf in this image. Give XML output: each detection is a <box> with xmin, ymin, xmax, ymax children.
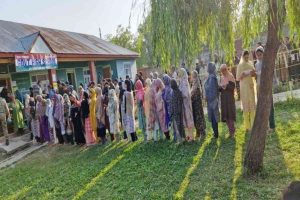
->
<box><xmin>178</xmin><ymin>68</ymin><xmax>194</xmax><ymax>141</ymax></box>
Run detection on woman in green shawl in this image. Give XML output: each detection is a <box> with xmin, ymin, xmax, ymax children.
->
<box><xmin>9</xmin><ymin>94</ymin><xmax>25</xmax><ymax>134</ymax></box>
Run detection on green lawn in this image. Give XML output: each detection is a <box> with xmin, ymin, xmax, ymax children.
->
<box><xmin>0</xmin><ymin>99</ymin><xmax>299</xmax><ymax>200</ymax></box>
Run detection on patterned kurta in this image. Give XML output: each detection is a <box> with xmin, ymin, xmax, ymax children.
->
<box><xmin>9</xmin><ymin>99</ymin><xmax>24</xmax><ymax>131</ymax></box>
<box><xmin>154</xmin><ymin>78</ymin><xmax>168</xmax><ymax>133</ymax></box>
<box><xmin>191</xmin><ymin>87</ymin><xmax>206</xmax><ymax>134</ymax></box>
<box><xmin>123</xmin><ymin>91</ymin><xmax>135</xmax><ymax>134</ymax></box>
<box><xmin>178</xmin><ymin>69</ymin><xmax>194</xmax><ymax>129</ymax></box>
<box><xmin>107</xmin><ymin>89</ymin><xmax>120</xmax><ymax>134</ymax></box>
<box><xmin>162</xmin><ymin>75</ymin><xmax>172</xmax><ymax>129</ymax></box>
<box><xmin>170</xmin><ymin>83</ymin><xmax>185</xmax><ymax>139</ymax></box>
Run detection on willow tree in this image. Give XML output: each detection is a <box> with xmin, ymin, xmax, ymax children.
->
<box><xmin>144</xmin><ymin>0</ymin><xmax>300</xmax><ymax>174</ymax></box>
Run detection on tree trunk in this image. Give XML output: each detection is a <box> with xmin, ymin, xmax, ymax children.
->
<box><xmin>244</xmin><ymin>0</ymin><xmax>285</xmax><ymax>174</ymax></box>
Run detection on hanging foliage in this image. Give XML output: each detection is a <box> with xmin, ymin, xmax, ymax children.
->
<box><xmin>132</xmin><ymin>0</ymin><xmax>299</xmax><ymax>70</ymax></box>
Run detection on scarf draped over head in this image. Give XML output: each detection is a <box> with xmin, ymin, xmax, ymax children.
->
<box><xmin>153</xmin><ymin>72</ymin><xmax>159</xmax><ymax>79</ymax></box>
<box><xmin>162</xmin><ymin>74</ymin><xmax>172</xmax><ymax>101</ymax></box>
<box><xmin>54</xmin><ymin>94</ymin><xmax>64</xmax><ymax>121</ymax></box>
<box><xmin>89</xmin><ymin>88</ymin><xmax>96</xmax><ymax>100</ymax></box>
<box><xmin>178</xmin><ymin>68</ymin><xmax>191</xmax><ymax>98</ymax></box>
<box><xmin>135</xmin><ymin>80</ymin><xmax>144</xmax><ymax>101</ymax></box>
<box><xmin>220</xmin><ymin>64</ymin><xmax>235</xmax><ymax>86</ymax></box>
<box><xmin>145</xmin><ymin>78</ymin><xmax>152</xmax><ymax>89</ymax></box>
<box><xmin>191</xmin><ymin>70</ymin><xmax>201</xmax><ymax>91</ymax></box>
<box><xmin>155</xmin><ymin>78</ymin><xmax>165</xmax><ymax>91</ymax></box>
<box><xmin>63</xmin><ymin>93</ymin><xmax>71</xmax><ymax>105</ymax></box>
<box><xmin>207</xmin><ymin>62</ymin><xmax>216</xmax><ymax>75</ymax></box>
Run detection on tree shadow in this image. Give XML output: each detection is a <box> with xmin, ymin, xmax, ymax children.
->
<box><xmin>232</xmin><ymin>102</ymin><xmax>299</xmax><ymax>199</ymax></box>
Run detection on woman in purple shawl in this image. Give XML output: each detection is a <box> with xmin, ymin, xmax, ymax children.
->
<box><xmin>36</xmin><ymin>95</ymin><xmax>50</xmax><ymax>142</ymax></box>
<box><xmin>162</xmin><ymin>74</ymin><xmax>172</xmax><ymax>134</ymax></box>
<box><xmin>53</xmin><ymin>94</ymin><xmax>67</xmax><ymax>144</ymax></box>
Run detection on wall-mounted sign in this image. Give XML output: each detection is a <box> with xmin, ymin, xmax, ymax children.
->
<box><xmin>15</xmin><ymin>54</ymin><xmax>58</xmax><ymax>72</ymax></box>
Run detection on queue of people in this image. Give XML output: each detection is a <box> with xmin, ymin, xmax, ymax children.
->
<box><xmin>0</xmin><ymin>46</ymin><xmax>276</xmax><ymax>147</ymax></box>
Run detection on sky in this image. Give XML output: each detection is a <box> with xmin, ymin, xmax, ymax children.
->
<box><xmin>0</xmin><ymin>0</ymin><xmax>147</xmax><ymax>37</ymax></box>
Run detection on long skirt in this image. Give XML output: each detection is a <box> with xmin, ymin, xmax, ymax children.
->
<box><xmin>31</xmin><ymin>119</ymin><xmax>40</xmax><ymax>138</ymax></box>
<box><xmin>72</xmin><ymin>115</ymin><xmax>86</xmax><ymax>145</ymax></box>
<box><xmin>124</xmin><ymin>114</ymin><xmax>135</xmax><ymax>134</ymax></box>
<box><xmin>137</xmin><ymin>100</ymin><xmax>146</xmax><ymax>132</ymax></box>
<box><xmin>84</xmin><ymin>117</ymin><xmax>96</xmax><ymax>145</ymax></box>
<box><xmin>40</xmin><ymin>116</ymin><xmax>51</xmax><ymax>142</ymax></box>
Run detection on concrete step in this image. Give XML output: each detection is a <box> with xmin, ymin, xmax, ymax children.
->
<box><xmin>0</xmin><ymin>133</ymin><xmax>32</xmax><ymax>155</ymax></box>
<box><xmin>0</xmin><ymin>143</ymin><xmax>48</xmax><ymax>169</ymax></box>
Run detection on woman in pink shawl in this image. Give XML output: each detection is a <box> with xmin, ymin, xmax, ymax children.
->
<box><xmin>53</xmin><ymin>94</ymin><xmax>67</xmax><ymax>144</ymax></box>
<box><xmin>144</xmin><ymin>78</ymin><xmax>154</xmax><ymax>140</ymax></box>
<box><xmin>154</xmin><ymin>78</ymin><xmax>170</xmax><ymax>140</ymax></box>
<box><xmin>178</xmin><ymin>68</ymin><xmax>194</xmax><ymax>141</ymax></box>
<box><xmin>135</xmin><ymin>80</ymin><xmax>147</xmax><ymax>141</ymax></box>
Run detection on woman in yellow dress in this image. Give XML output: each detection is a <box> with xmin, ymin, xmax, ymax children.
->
<box><xmin>236</xmin><ymin>50</ymin><xmax>257</xmax><ymax>131</ymax></box>
<box><xmin>89</xmin><ymin>88</ymin><xmax>97</xmax><ymax>135</ymax></box>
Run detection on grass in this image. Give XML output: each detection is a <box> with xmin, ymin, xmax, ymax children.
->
<box><xmin>0</xmin><ymin>99</ymin><xmax>299</xmax><ymax>200</ymax></box>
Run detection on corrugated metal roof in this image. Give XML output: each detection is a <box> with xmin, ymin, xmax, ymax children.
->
<box><xmin>0</xmin><ymin>20</ymin><xmax>139</xmax><ymax>57</ymax></box>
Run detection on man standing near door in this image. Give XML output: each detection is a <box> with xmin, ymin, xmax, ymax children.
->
<box><xmin>0</xmin><ymin>87</ymin><xmax>11</xmax><ymax>145</ymax></box>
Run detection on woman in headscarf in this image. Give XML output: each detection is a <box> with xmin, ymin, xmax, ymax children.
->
<box><xmin>154</xmin><ymin>78</ymin><xmax>170</xmax><ymax>140</ymax></box>
<box><xmin>53</xmin><ymin>94</ymin><xmax>66</xmax><ymax>144</ymax></box>
<box><xmin>108</xmin><ymin>89</ymin><xmax>120</xmax><ymax>141</ymax></box>
<box><xmin>144</xmin><ymin>78</ymin><xmax>154</xmax><ymax>140</ymax></box>
<box><xmin>170</xmin><ymin>79</ymin><xmax>185</xmax><ymax>142</ymax></box>
<box><xmin>89</xmin><ymin>88</ymin><xmax>98</xmax><ymax>138</ymax></box>
<box><xmin>178</xmin><ymin>68</ymin><xmax>194</xmax><ymax>141</ymax></box>
<box><xmin>81</xmin><ymin>92</ymin><xmax>96</xmax><ymax>146</ymax></box>
<box><xmin>29</xmin><ymin>97</ymin><xmax>41</xmax><ymax>143</ymax></box>
<box><xmin>63</xmin><ymin>94</ymin><xmax>74</xmax><ymax>144</ymax></box>
<box><xmin>204</xmin><ymin>62</ymin><xmax>220</xmax><ymax>138</ymax></box>
<box><xmin>24</xmin><ymin>94</ymin><xmax>31</xmax><ymax>130</ymax></box>
<box><xmin>46</xmin><ymin>98</ymin><xmax>57</xmax><ymax>143</ymax></box>
<box><xmin>70</xmin><ymin>94</ymin><xmax>86</xmax><ymax>145</ymax></box>
<box><xmin>102</xmin><ymin>82</ymin><xmax>111</xmax><ymax>138</ymax></box>
<box><xmin>36</xmin><ymin>95</ymin><xmax>50</xmax><ymax>142</ymax></box>
<box><xmin>191</xmin><ymin>70</ymin><xmax>206</xmax><ymax>139</ymax></box>
<box><xmin>219</xmin><ymin>64</ymin><xmax>236</xmax><ymax>138</ymax></box>
<box><xmin>95</xmin><ymin>87</ymin><xmax>106</xmax><ymax>144</ymax></box>
<box><xmin>123</xmin><ymin>80</ymin><xmax>138</xmax><ymax>142</ymax></box>
<box><xmin>9</xmin><ymin>95</ymin><xmax>25</xmax><ymax>134</ymax></box>
<box><xmin>162</xmin><ymin>74</ymin><xmax>172</xmax><ymax>137</ymax></box>
<box><xmin>236</xmin><ymin>50</ymin><xmax>256</xmax><ymax>132</ymax></box>
<box><xmin>135</xmin><ymin>79</ymin><xmax>147</xmax><ymax>141</ymax></box>
<box><xmin>118</xmin><ymin>82</ymin><xmax>126</xmax><ymax>139</ymax></box>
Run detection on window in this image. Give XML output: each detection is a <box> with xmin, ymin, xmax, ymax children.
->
<box><xmin>83</xmin><ymin>68</ymin><xmax>91</xmax><ymax>86</ymax></box>
<box><xmin>124</xmin><ymin>63</ymin><xmax>131</xmax><ymax>78</ymax></box>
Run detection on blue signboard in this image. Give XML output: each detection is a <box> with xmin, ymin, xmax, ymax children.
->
<box><xmin>15</xmin><ymin>53</ymin><xmax>58</xmax><ymax>72</ymax></box>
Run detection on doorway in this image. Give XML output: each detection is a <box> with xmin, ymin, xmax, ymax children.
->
<box><xmin>103</xmin><ymin>66</ymin><xmax>111</xmax><ymax>79</ymax></box>
<box><xmin>67</xmin><ymin>70</ymin><xmax>76</xmax><ymax>89</ymax></box>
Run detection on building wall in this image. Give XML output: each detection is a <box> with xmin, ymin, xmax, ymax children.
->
<box><xmin>116</xmin><ymin>60</ymin><xmax>137</xmax><ymax>80</ymax></box>
<box><xmin>95</xmin><ymin>60</ymin><xmax>117</xmax><ymax>81</ymax></box>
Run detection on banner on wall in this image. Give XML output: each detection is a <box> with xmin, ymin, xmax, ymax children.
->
<box><xmin>15</xmin><ymin>54</ymin><xmax>58</xmax><ymax>72</ymax></box>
